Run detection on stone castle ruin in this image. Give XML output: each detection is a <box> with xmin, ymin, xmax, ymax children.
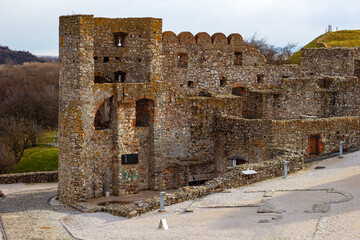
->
<box><xmin>58</xmin><ymin>15</ymin><xmax>360</xmax><ymax>203</ymax></box>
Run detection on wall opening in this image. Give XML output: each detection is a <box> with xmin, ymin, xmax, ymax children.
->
<box><xmin>114</xmin><ymin>71</ymin><xmax>126</xmax><ymax>83</ymax></box>
<box><xmin>318</xmin><ymin>78</ymin><xmax>332</xmax><ymax>88</ymax></box>
<box><xmin>354</xmin><ymin>60</ymin><xmax>360</xmax><ymax>77</ymax></box>
<box><xmin>114</xmin><ymin>32</ymin><xmax>127</xmax><ymax>47</ymax></box>
<box><xmin>232</xmin><ymin>87</ymin><xmax>246</xmax><ymax>96</ymax></box>
<box><xmin>220</xmin><ymin>77</ymin><xmax>227</xmax><ymax>87</ymax></box>
<box><xmin>103</xmin><ymin>57</ymin><xmax>109</xmax><ymax>63</ymax></box>
<box><xmin>188</xmin><ymin>81</ymin><xmax>194</xmax><ymax>88</ymax></box>
<box><xmin>177</xmin><ymin>53</ymin><xmax>188</xmax><ymax>68</ymax></box>
<box><xmin>257</xmin><ymin>74</ymin><xmax>264</xmax><ymax>83</ymax></box>
<box><xmin>94</xmin><ymin>97</ymin><xmax>114</xmax><ymax>130</ymax></box>
<box><xmin>94</xmin><ymin>73</ymin><xmax>112</xmax><ymax>84</ymax></box>
<box><xmin>309</xmin><ymin>135</ymin><xmax>321</xmax><ymax>155</ymax></box>
<box><xmin>136</xmin><ymin>99</ymin><xmax>154</xmax><ymax>127</ymax></box>
<box><xmin>234</xmin><ymin>52</ymin><xmax>243</xmax><ymax>66</ymax></box>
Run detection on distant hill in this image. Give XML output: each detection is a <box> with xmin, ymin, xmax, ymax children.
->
<box><xmin>0</xmin><ymin>45</ymin><xmax>58</xmax><ymax>65</ymax></box>
<box><xmin>287</xmin><ymin>30</ymin><xmax>360</xmax><ymax>65</ymax></box>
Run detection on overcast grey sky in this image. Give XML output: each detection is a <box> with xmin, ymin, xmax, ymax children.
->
<box><xmin>1</xmin><ymin>0</ymin><xmax>359</xmax><ymax>56</ymax></box>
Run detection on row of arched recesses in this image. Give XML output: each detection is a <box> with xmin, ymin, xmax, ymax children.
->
<box><xmin>94</xmin><ymin>97</ymin><xmax>154</xmax><ymax>130</ymax></box>
<box><xmin>177</xmin><ymin>51</ymin><xmax>243</xmax><ymax>68</ymax></box>
<box><xmin>94</xmin><ymin>71</ymin><xmax>126</xmax><ymax>84</ymax></box>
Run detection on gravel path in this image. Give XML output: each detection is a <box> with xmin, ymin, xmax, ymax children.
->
<box><xmin>62</xmin><ymin>151</ymin><xmax>360</xmax><ymax>240</ymax></box>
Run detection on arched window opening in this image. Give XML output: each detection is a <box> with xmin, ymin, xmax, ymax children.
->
<box><xmin>114</xmin><ymin>71</ymin><xmax>126</xmax><ymax>83</ymax></box>
<box><xmin>178</xmin><ymin>53</ymin><xmax>188</xmax><ymax>68</ymax></box>
<box><xmin>136</xmin><ymin>99</ymin><xmax>154</xmax><ymax>127</ymax></box>
<box><xmin>234</xmin><ymin>52</ymin><xmax>243</xmax><ymax>66</ymax></box>
<box><xmin>94</xmin><ymin>97</ymin><xmax>114</xmax><ymax>130</ymax></box>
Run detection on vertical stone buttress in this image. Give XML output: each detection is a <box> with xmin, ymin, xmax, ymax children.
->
<box><xmin>58</xmin><ymin>15</ymin><xmax>94</xmax><ymax>203</ymax></box>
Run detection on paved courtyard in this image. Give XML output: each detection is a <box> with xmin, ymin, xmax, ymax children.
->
<box><xmin>1</xmin><ymin>151</ymin><xmax>360</xmax><ymax>239</ymax></box>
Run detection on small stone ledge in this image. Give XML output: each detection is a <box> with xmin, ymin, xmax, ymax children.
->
<box><xmin>0</xmin><ymin>171</ymin><xmax>58</xmax><ymax>184</ymax></box>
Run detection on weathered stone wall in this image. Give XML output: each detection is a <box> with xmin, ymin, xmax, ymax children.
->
<box><xmin>0</xmin><ymin>171</ymin><xmax>58</xmax><ymax>184</ymax></box>
<box><xmin>215</xmin><ymin>116</ymin><xmax>272</xmax><ymax>163</ymax></box>
<box><xmin>59</xmin><ymin>15</ymin><xmax>95</xmax><ymax>203</ymax></box>
<box><xmin>216</xmin><ymin>115</ymin><xmax>360</xmax><ymax>162</ymax></box>
<box><xmin>245</xmin><ymin>76</ymin><xmax>360</xmax><ymax>120</ymax></box>
<box><xmin>271</xmin><ymin>117</ymin><xmax>360</xmax><ymax>157</ymax></box>
<box><xmin>301</xmin><ymin>47</ymin><xmax>360</xmax><ymax>77</ymax></box>
<box><xmin>162</xmin><ymin>31</ymin><xmax>301</xmax><ymax>97</ymax></box>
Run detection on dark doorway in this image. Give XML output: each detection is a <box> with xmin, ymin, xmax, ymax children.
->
<box><xmin>136</xmin><ymin>99</ymin><xmax>154</xmax><ymax>127</ymax></box>
<box><xmin>309</xmin><ymin>135</ymin><xmax>321</xmax><ymax>155</ymax></box>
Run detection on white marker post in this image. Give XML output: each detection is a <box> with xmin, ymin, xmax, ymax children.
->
<box><xmin>158</xmin><ymin>219</ymin><xmax>169</xmax><ymax>230</ymax></box>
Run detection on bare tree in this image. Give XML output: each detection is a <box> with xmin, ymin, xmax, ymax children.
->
<box><xmin>0</xmin><ymin>117</ymin><xmax>42</xmax><ymax>163</ymax></box>
<box><xmin>0</xmin><ymin>144</ymin><xmax>15</xmax><ymax>174</ymax></box>
<box><xmin>245</xmin><ymin>33</ymin><xmax>297</xmax><ymax>65</ymax></box>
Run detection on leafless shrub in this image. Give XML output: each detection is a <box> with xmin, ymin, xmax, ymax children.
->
<box><xmin>0</xmin><ymin>116</ymin><xmax>42</xmax><ymax>164</ymax></box>
<box><xmin>245</xmin><ymin>33</ymin><xmax>297</xmax><ymax>65</ymax></box>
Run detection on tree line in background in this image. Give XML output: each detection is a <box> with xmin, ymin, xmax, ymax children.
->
<box><xmin>0</xmin><ymin>62</ymin><xmax>58</xmax><ymax>173</ymax></box>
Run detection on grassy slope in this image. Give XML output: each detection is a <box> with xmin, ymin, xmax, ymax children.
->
<box><xmin>14</xmin><ymin>130</ymin><xmax>58</xmax><ymax>173</ymax></box>
<box><xmin>287</xmin><ymin>30</ymin><xmax>360</xmax><ymax>65</ymax></box>
<box><xmin>15</xmin><ymin>146</ymin><xmax>58</xmax><ymax>173</ymax></box>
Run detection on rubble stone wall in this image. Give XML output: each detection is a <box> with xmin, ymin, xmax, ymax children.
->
<box><xmin>0</xmin><ymin>171</ymin><xmax>58</xmax><ymax>184</ymax></box>
<box><xmin>301</xmin><ymin>47</ymin><xmax>360</xmax><ymax>76</ymax></box>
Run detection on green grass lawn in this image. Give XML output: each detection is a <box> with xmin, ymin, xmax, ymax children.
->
<box><xmin>13</xmin><ymin>130</ymin><xmax>59</xmax><ymax>173</ymax></box>
<box><xmin>287</xmin><ymin>30</ymin><xmax>360</xmax><ymax>65</ymax></box>
<box><xmin>15</xmin><ymin>146</ymin><xmax>58</xmax><ymax>173</ymax></box>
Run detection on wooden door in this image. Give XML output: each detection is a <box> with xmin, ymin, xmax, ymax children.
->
<box><xmin>310</xmin><ymin>135</ymin><xmax>320</xmax><ymax>155</ymax></box>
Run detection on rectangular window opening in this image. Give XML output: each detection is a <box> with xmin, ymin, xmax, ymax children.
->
<box><xmin>114</xmin><ymin>32</ymin><xmax>128</xmax><ymax>47</ymax></box>
<box><xmin>234</xmin><ymin>52</ymin><xmax>243</xmax><ymax>66</ymax></box>
<box><xmin>178</xmin><ymin>53</ymin><xmax>188</xmax><ymax>68</ymax></box>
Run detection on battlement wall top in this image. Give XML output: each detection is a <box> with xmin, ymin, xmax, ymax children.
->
<box><xmin>162</xmin><ymin>31</ymin><xmax>245</xmax><ymax>47</ymax></box>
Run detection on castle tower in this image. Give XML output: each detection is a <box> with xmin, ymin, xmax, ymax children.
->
<box><xmin>59</xmin><ymin>15</ymin><xmax>163</xmax><ymax>203</ymax></box>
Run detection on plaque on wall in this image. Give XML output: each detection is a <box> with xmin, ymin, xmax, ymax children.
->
<box><xmin>121</xmin><ymin>154</ymin><xmax>138</xmax><ymax>164</ymax></box>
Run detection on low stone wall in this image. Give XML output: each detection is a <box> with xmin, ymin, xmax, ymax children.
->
<box><xmin>92</xmin><ymin>155</ymin><xmax>303</xmax><ymax>218</ymax></box>
<box><xmin>0</xmin><ymin>171</ymin><xmax>58</xmax><ymax>184</ymax></box>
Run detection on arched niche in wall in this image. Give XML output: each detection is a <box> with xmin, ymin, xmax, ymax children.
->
<box><xmin>135</xmin><ymin>99</ymin><xmax>154</xmax><ymax>127</ymax></box>
<box><xmin>114</xmin><ymin>71</ymin><xmax>127</xmax><ymax>83</ymax></box>
<box><xmin>94</xmin><ymin>96</ymin><xmax>114</xmax><ymax>130</ymax></box>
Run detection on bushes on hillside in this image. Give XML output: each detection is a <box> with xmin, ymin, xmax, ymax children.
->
<box><xmin>0</xmin><ymin>62</ymin><xmax>58</xmax><ymax>173</ymax></box>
